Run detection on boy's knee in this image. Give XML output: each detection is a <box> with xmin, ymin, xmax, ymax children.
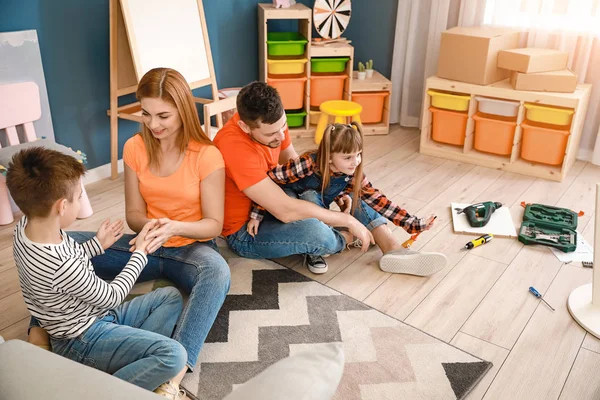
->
<box><xmin>158</xmin><ymin>286</ymin><xmax>183</xmax><ymax>302</ymax></box>
<box><xmin>155</xmin><ymin>339</ymin><xmax>187</xmax><ymax>373</ymax></box>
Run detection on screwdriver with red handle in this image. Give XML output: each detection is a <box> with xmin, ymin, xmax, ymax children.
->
<box><xmin>529</xmin><ymin>286</ymin><xmax>555</xmax><ymax>311</ymax></box>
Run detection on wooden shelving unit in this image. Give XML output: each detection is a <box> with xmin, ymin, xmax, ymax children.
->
<box><xmin>258</xmin><ymin>3</ymin><xmax>389</xmax><ymax>139</ymax></box>
<box><xmin>420</xmin><ymin>76</ymin><xmax>592</xmax><ymax>182</ymax></box>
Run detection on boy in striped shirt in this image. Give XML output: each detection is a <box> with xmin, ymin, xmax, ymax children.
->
<box><xmin>7</xmin><ymin>148</ymin><xmax>188</xmax><ymax>399</ymax></box>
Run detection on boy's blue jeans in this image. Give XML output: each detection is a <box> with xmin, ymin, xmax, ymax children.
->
<box><xmin>65</xmin><ymin>232</ymin><xmax>230</xmax><ymax>371</ymax></box>
<box><xmin>51</xmin><ymin>287</ymin><xmax>186</xmax><ymax>391</ymax></box>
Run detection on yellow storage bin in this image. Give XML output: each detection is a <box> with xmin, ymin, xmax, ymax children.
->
<box><xmin>427</xmin><ymin>90</ymin><xmax>470</xmax><ymax>111</ymax></box>
<box><xmin>523</xmin><ymin>103</ymin><xmax>574</xmax><ymax>126</ymax></box>
<box><xmin>267</xmin><ymin>58</ymin><xmax>308</xmax><ymax>75</ymax></box>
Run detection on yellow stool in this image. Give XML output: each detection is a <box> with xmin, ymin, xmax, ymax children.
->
<box><xmin>314</xmin><ymin>100</ymin><xmax>363</xmax><ymax>144</ymax></box>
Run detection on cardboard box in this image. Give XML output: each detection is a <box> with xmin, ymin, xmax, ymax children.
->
<box><xmin>498</xmin><ymin>48</ymin><xmax>568</xmax><ymax>73</ymax></box>
<box><xmin>437</xmin><ymin>26</ymin><xmax>520</xmax><ymax>85</ymax></box>
<box><xmin>510</xmin><ymin>69</ymin><xmax>577</xmax><ymax>93</ymax></box>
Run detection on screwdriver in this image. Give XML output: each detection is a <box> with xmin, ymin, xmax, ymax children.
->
<box><xmin>529</xmin><ymin>286</ymin><xmax>555</xmax><ymax>311</ymax></box>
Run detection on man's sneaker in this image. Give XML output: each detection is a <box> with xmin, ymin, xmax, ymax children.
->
<box><xmin>379</xmin><ymin>248</ymin><xmax>447</xmax><ymax>276</ymax></box>
<box><xmin>304</xmin><ymin>254</ymin><xmax>328</xmax><ymax>274</ymax></box>
<box><xmin>154</xmin><ymin>381</ymin><xmax>185</xmax><ymax>400</ymax></box>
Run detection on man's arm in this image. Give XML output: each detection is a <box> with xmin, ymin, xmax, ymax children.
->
<box><xmin>243</xmin><ymin>177</ymin><xmax>373</xmax><ymax>251</ymax></box>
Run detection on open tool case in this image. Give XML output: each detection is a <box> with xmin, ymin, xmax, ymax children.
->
<box><xmin>518</xmin><ymin>204</ymin><xmax>578</xmax><ymax>253</ymax></box>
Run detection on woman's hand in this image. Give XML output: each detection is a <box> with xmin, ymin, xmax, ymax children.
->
<box><xmin>128</xmin><ymin>220</ymin><xmax>158</xmax><ymax>255</ymax></box>
<box><xmin>96</xmin><ymin>219</ymin><xmax>125</xmax><ymax>250</ymax></box>
<box><xmin>129</xmin><ymin>218</ymin><xmax>179</xmax><ymax>254</ymax></box>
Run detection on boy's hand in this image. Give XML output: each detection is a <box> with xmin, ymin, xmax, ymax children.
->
<box><xmin>247</xmin><ymin>219</ymin><xmax>260</xmax><ymax>237</ymax></box>
<box><xmin>128</xmin><ymin>220</ymin><xmax>158</xmax><ymax>255</ymax></box>
<box><xmin>96</xmin><ymin>219</ymin><xmax>125</xmax><ymax>250</ymax></box>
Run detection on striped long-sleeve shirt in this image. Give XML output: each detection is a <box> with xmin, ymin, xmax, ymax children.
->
<box><xmin>13</xmin><ymin>217</ymin><xmax>148</xmax><ymax>339</ymax></box>
<box><xmin>250</xmin><ymin>152</ymin><xmax>427</xmax><ymax>234</ymax></box>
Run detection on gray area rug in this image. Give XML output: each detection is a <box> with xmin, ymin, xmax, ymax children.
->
<box><xmin>162</xmin><ymin>250</ymin><xmax>493</xmax><ymax>400</ymax></box>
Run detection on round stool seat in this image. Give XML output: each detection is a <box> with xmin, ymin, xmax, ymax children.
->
<box><xmin>319</xmin><ymin>100</ymin><xmax>363</xmax><ymax>116</ymax></box>
<box><xmin>314</xmin><ymin>100</ymin><xmax>363</xmax><ymax>144</ymax></box>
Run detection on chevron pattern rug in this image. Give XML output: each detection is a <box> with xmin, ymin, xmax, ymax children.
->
<box><xmin>153</xmin><ymin>244</ymin><xmax>490</xmax><ymax>400</ymax></box>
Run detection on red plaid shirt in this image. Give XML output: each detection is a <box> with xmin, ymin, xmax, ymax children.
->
<box><xmin>250</xmin><ymin>152</ymin><xmax>427</xmax><ymax>234</ymax></box>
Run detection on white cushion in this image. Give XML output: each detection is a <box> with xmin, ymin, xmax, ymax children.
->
<box><xmin>223</xmin><ymin>343</ymin><xmax>345</xmax><ymax>400</ymax></box>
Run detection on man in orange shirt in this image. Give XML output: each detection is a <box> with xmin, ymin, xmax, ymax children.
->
<box><xmin>214</xmin><ymin>82</ymin><xmax>373</xmax><ymax>273</ymax></box>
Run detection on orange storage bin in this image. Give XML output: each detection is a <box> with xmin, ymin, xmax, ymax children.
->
<box><xmin>429</xmin><ymin>106</ymin><xmax>468</xmax><ymax>146</ymax></box>
<box><xmin>310</xmin><ymin>73</ymin><xmax>347</xmax><ymax>107</ymax></box>
<box><xmin>472</xmin><ymin>112</ymin><xmax>517</xmax><ymax>155</ymax></box>
<box><xmin>351</xmin><ymin>91</ymin><xmax>389</xmax><ymax>123</ymax></box>
<box><xmin>267</xmin><ymin>74</ymin><xmax>307</xmax><ymax>110</ymax></box>
<box><xmin>520</xmin><ymin>121</ymin><xmax>570</xmax><ymax>165</ymax></box>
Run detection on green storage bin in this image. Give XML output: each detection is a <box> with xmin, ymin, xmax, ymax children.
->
<box><xmin>286</xmin><ymin>110</ymin><xmax>307</xmax><ymax>127</ymax></box>
<box><xmin>311</xmin><ymin>57</ymin><xmax>350</xmax><ymax>73</ymax></box>
<box><xmin>267</xmin><ymin>32</ymin><xmax>308</xmax><ymax>56</ymax></box>
<box><xmin>518</xmin><ymin>203</ymin><xmax>578</xmax><ymax>253</ymax></box>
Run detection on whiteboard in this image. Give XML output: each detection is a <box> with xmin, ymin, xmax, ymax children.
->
<box><xmin>120</xmin><ymin>0</ymin><xmax>211</xmax><ymax>84</ymax></box>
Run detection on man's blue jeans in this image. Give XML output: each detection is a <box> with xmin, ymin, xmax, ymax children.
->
<box><xmin>226</xmin><ymin>189</ymin><xmax>386</xmax><ymax>260</ymax></box>
<box><xmin>67</xmin><ymin>232</ymin><xmax>231</xmax><ymax>371</ymax></box>
<box><xmin>51</xmin><ymin>287</ymin><xmax>187</xmax><ymax>391</ymax></box>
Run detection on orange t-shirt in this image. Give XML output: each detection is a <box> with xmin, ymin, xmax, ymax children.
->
<box><xmin>123</xmin><ymin>134</ymin><xmax>225</xmax><ymax>247</ymax></box>
<box><xmin>214</xmin><ymin>113</ymin><xmax>291</xmax><ymax>236</ymax></box>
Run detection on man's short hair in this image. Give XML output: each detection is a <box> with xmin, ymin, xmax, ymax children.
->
<box><xmin>6</xmin><ymin>147</ymin><xmax>85</xmax><ymax>218</ymax></box>
<box><xmin>236</xmin><ymin>81</ymin><xmax>284</xmax><ymax>128</ymax></box>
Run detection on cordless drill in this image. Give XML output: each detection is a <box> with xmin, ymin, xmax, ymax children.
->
<box><xmin>455</xmin><ymin>202</ymin><xmax>503</xmax><ymax>228</ymax></box>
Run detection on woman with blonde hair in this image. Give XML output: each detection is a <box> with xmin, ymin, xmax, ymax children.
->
<box><xmin>31</xmin><ymin>67</ymin><xmax>230</xmax><ymax>398</ymax></box>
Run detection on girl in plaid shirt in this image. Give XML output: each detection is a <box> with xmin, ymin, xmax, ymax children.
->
<box><xmin>247</xmin><ymin>123</ymin><xmax>447</xmax><ymax>276</ymax></box>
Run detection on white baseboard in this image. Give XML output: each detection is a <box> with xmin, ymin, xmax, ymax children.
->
<box><xmin>83</xmin><ymin>159</ymin><xmax>124</xmax><ymax>186</ymax></box>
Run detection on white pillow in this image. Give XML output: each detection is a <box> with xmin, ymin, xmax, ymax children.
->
<box><xmin>223</xmin><ymin>343</ymin><xmax>345</xmax><ymax>400</ymax></box>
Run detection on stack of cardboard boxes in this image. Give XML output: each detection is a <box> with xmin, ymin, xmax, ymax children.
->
<box><xmin>499</xmin><ymin>48</ymin><xmax>576</xmax><ymax>93</ymax></box>
<box><xmin>436</xmin><ymin>26</ymin><xmax>576</xmax><ymax>92</ymax></box>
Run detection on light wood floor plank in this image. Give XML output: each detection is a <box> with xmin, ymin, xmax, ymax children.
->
<box><xmin>363</xmin><ymin>137</ymin><xmax>421</xmax><ymax>182</ymax></box>
<box><xmin>364</xmin><ymin>222</ymin><xmax>469</xmax><ymax>320</ymax></box>
<box><xmin>0</xmin><ymin>317</ymin><xmax>29</xmax><ymax>341</ymax></box>
<box><xmin>451</xmin><ymin>332</ymin><xmax>510</xmax><ymax>400</ymax></box>
<box><xmin>461</xmin><ymin>246</ymin><xmax>562</xmax><ymax>349</ymax></box>
<box><xmin>0</xmin><ymin>291</ymin><xmax>29</xmax><ymax>331</ymax></box>
<box><xmin>400</xmin><ymin>160</ymin><xmax>475</xmax><ymax>203</ymax></box>
<box><xmin>404</xmin><ymin>254</ymin><xmax>508</xmax><ymax>342</ymax></box>
<box><xmin>326</xmin><ymin>246</ymin><xmax>390</xmax><ymax>301</ymax></box>
<box><xmin>483</xmin><ymin>264</ymin><xmax>590</xmax><ymax>400</ymax></box>
<box><xmin>0</xmin><ymin>247</ymin><xmax>15</xmax><ymax>274</ymax></box>
<box><xmin>0</xmin><ymin>267</ymin><xmax>19</xmax><ymax>300</ymax></box>
<box><xmin>582</xmin><ymin>333</ymin><xmax>600</xmax><ymax>354</ymax></box>
<box><xmin>559</xmin><ymin>348</ymin><xmax>600</xmax><ymax>400</ymax></box>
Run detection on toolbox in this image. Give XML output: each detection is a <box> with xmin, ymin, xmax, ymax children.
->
<box><xmin>518</xmin><ymin>203</ymin><xmax>578</xmax><ymax>252</ymax></box>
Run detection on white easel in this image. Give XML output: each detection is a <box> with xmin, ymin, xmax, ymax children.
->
<box><xmin>568</xmin><ymin>183</ymin><xmax>600</xmax><ymax>338</ymax></box>
<box><xmin>108</xmin><ymin>0</ymin><xmax>224</xmax><ymax>179</ymax></box>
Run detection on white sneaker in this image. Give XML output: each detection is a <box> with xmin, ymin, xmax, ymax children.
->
<box><xmin>379</xmin><ymin>248</ymin><xmax>447</xmax><ymax>276</ymax></box>
<box><xmin>304</xmin><ymin>254</ymin><xmax>328</xmax><ymax>274</ymax></box>
<box><xmin>154</xmin><ymin>381</ymin><xmax>185</xmax><ymax>400</ymax></box>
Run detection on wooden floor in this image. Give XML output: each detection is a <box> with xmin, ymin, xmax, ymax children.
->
<box><xmin>2</xmin><ymin>125</ymin><xmax>600</xmax><ymax>399</ymax></box>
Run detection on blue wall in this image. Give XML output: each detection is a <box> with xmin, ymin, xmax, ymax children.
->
<box><xmin>0</xmin><ymin>0</ymin><xmax>398</xmax><ymax>169</ymax></box>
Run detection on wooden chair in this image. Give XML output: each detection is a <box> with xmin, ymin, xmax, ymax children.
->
<box><xmin>0</xmin><ymin>82</ymin><xmax>93</xmax><ymax>225</ymax></box>
<box><xmin>203</xmin><ymin>94</ymin><xmax>238</xmax><ymax>140</ymax></box>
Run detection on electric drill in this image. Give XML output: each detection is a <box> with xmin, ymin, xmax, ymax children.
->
<box><xmin>455</xmin><ymin>202</ymin><xmax>503</xmax><ymax>228</ymax></box>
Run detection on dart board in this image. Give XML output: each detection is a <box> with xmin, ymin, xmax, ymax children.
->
<box><xmin>313</xmin><ymin>0</ymin><xmax>352</xmax><ymax>40</ymax></box>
